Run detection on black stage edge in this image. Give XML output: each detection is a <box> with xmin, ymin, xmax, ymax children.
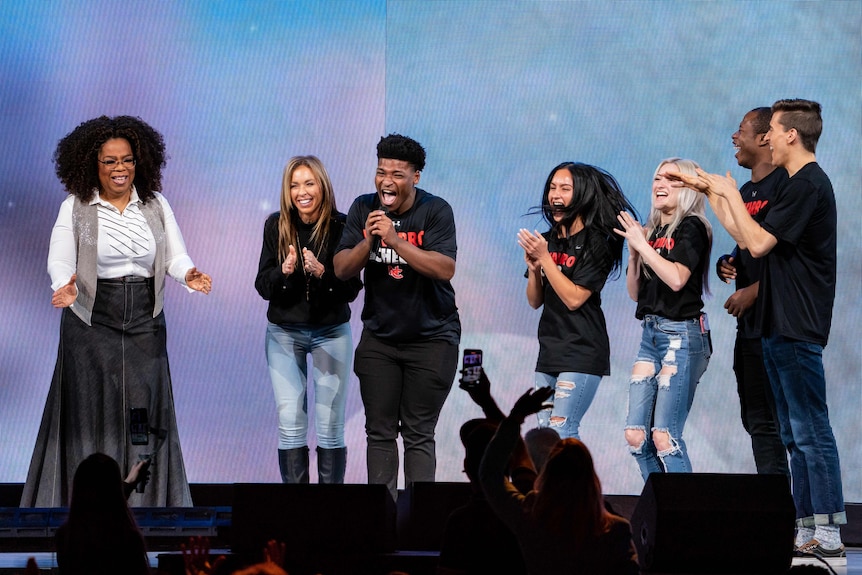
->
<box><xmin>1</xmin><ymin>483</ymin><xmax>860</xmax><ymax>575</ymax></box>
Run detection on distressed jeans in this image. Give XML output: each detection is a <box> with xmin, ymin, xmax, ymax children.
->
<box><xmin>266</xmin><ymin>321</ymin><xmax>352</xmax><ymax>449</ymax></box>
<box><xmin>762</xmin><ymin>334</ymin><xmax>846</xmax><ymax>527</ymax></box>
<box><xmin>535</xmin><ymin>371</ymin><xmax>601</xmax><ymax>440</ymax></box>
<box><xmin>626</xmin><ymin>315</ymin><xmax>711</xmax><ymax>480</ymax></box>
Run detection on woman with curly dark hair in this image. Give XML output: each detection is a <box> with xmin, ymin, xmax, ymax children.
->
<box><xmin>20</xmin><ymin>116</ymin><xmax>211</xmax><ymax>508</ymax></box>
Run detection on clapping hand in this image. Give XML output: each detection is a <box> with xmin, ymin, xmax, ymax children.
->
<box><xmin>301</xmin><ymin>248</ymin><xmax>325</xmax><ymax>279</ymax></box>
<box><xmin>282</xmin><ymin>245</ymin><xmax>298</xmax><ymax>275</ymax></box>
<box><xmin>517</xmin><ymin>229</ymin><xmax>549</xmax><ymax>270</ymax></box>
<box><xmin>614</xmin><ymin>212</ymin><xmax>650</xmax><ymax>254</ymax></box>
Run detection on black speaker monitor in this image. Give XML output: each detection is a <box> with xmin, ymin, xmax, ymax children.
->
<box><xmin>630</xmin><ymin>473</ymin><xmax>794</xmax><ymax>574</ymax></box>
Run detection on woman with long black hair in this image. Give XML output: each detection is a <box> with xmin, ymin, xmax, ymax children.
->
<box><xmin>518</xmin><ymin>162</ymin><xmax>636</xmax><ymax>439</ymax></box>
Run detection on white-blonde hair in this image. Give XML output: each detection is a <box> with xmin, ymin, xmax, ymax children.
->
<box><xmin>642</xmin><ymin>158</ymin><xmax>712</xmax><ymax>294</ymax></box>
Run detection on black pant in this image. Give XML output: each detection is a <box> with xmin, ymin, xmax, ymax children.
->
<box><xmin>355</xmin><ymin>330</ymin><xmax>458</xmax><ymax>500</ymax></box>
<box><xmin>734</xmin><ymin>334</ymin><xmax>789</xmax><ymax>477</ymax></box>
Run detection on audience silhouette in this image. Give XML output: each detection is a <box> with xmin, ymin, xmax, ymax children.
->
<box><xmin>479</xmin><ymin>384</ymin><xmax>639</xmax><ymax>575</ymax></box>
<box><xmin>437</xmin><ymin>369</ymin><xmax>531</xmax><ymax>575</ymax></box>
<box><xmin>55</xmin><ymin>453</ymin><xmax>150</xmax><ymax>575</ymax></box>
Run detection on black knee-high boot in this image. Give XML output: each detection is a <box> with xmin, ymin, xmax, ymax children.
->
<box><xmin>316</xmin><ymin>446</ymin><xmax>347</xmax><ymax>484</ymax></box>
<box><xmin>278</xmin><ymin>447</ymin><xmax>309</xmax><ymax>484</ymax></box>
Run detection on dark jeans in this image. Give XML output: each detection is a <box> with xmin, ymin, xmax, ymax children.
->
<box><xmin>762</xmin><ymin>334</ymin><xmax>845</xmax><ymax>526</ymax></box>
<box><xmin>733</xmin><ymin>334</ymin><xmax>789</xmax><ymax>477</ymax></box>
<box><xmin>355</xmin><ymin>331</ymin><xmax>458</xmax><ymax>500</ymax></box>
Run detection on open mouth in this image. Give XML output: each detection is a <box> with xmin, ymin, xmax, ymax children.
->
<box><xmin>380</xmin><ymin>190</ymin><xmax>397</xmax><ymax>206</ymax></box>
<box><xmin>111</xmin><ymin>175</ymin><xmax>128</xmax><ymax>185</ymax></box>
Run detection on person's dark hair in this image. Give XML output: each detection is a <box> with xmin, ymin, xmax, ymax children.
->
<box><xmin>61</xmin><ymin>453</ymin><xmax>148</xmax><ymax>572</ymax></box>
<box><xmin>53</xmin><ymin>115</ymin><xmax>167</xmax><ymax>203</ymax></box>
<box><xmin>460</xmin><ymin>419</ymin><xmax>499</xmax><ymax>484</ymax></box>
<box><xmin>532</xmin><ymin>162</ymin><xmax>638</xmax><ymax>278</ymax></box>
<box><xmin>748</xmin><ymin>107</ymin><xmax>772</xmax><ymax>135</ymax></box>
<box><xmin>376</xmin><ymin>134</ymin><xmax>426</xmax><ymax>171</ymax></box>
<box><xmin>771</xmin><ymin>99</ymin><xmax>822</xmax><ymax>153</ymax></box>
<box><xmin>524</xmin><ymin>426</ymin><xmax>560</xmax><ymax>474</ymax></box>
<box><xmin>530</xmin><ymin>438</ymin><xmax>611</xmax><ymax>547</ymax></box>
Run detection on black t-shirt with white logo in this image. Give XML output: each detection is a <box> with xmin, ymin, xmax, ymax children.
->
<box><xmin>636</xmin><ymin>216</ymin><xmax>709</xmax><ymax>321</ymax></box>
<box><xmin>759</xmin><ymin>162</ymin><xmax>836</xmax><ymax>346</ymax></box>
<box><xmin>534</xmin><ymin>229</ymin><xmax>613</xmax><ymax>376</ymax></box>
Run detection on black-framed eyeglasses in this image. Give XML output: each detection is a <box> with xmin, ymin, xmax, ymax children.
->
<box><xmin>98</xmin><ymin>158</ymin><xmax>136</xmax><ymax>169</ymax></box>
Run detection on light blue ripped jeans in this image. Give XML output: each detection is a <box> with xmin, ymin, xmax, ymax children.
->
<box><xmin>266</xmin><ymin>321</ymin><xmax>352</xmax><ymax>449</ymax></box>
<box><xmin>535</xmin><ymin>371</ymin><xmax>601</xmax><ymax>440</ymax></box>
<box><xmin>625</xmin><ymin>315</ymin><xmax>711</xmax><ymax>480</ymax></box>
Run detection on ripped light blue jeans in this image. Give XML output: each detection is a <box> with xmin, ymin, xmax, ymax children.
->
<box><xmin>625</xmin><ymin>315</ymin><xmax>711</xmax><ymax>480</ymax></box>
<box><xmin>266</xmin><ymin>321</ymin><xmax>352</xmax><ymax>449</ymax></box>
<box><xmin>535</xmin><ymin>371</ymin><xmax>601</xmax><ymax>440</ymax></box>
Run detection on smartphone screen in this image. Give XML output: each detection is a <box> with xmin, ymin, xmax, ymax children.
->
<box><xmin>462</xmin><ymin>349</ymin><xmax>483</xmax><ymax>384</ymax></box>
<box><xmin>130</xmin><ymin>407</ymin><xmax>149</xmax><ymax>445</ymax></box>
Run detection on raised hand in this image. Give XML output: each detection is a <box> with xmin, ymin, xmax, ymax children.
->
<box><xmin>185</xmin><ymin>267</ymin><xmax>212</xmax><ymax>294</ymax></box>
<box><xmin>181</xmin><ymin>536</ymin><xmax>226</xmax><ymax>575</ymax></box>
<box><xmin>263</xmin><ymin>539</ymin><xmax>286</xmax><ymax>566</ymax></box>
<box><xmin>509</xmin><ymin>386</ymin><xmax>555</xmax><ymax>423</ymax></box>
<box><xmin>51</xmin><ymin>274</ymin><xmax>78</xmax><ymax>308</ymax></box>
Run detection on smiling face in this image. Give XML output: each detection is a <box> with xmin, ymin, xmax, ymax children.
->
<box><xmin>97</xmin><ymin>138</ymin><xmax>135</xmax><ymax>199</ymax></box>
<box><xmin>375</xmin><ymin>157</ymin><xmax>419</xmax><ymax>214</ymax></box>
<box><xmin>764</xmin><ymin>111</ymin><xmax>791</xmax><ymax>168</ymax></box>
<box><xmin>289</xmin><ymin>165</ymin><xmax>323</xmax><ymax>223</ymax></box>
<box><xmin>652</xmin><ymin>162</ymin><xmax>680</xmax><ymax>219</ymax></box>
<box><xmin>547</xmin><ymin>168</ymin><xmax>574</xmax><ymax>223</ymax></box>
<box><xmin>732</xmin><ymin>111</ymin><xmax>763</xmax><ymax>169</ymax></box>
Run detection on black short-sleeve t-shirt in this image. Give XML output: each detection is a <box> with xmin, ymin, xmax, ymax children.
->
<box><xmin>758</xmin><ymin>162</ymin><xmax>836</xmax><ymax>345</ymax></box>
<box><xmin>336</xmin><ymin>188</ymin><xmax>461</xmax><ymax>344</ymax></box>
<box><xmin>733</xmin><ymin>167</ymin><xmax>787</xmax><ymax>338</ymax></box>
<box><xmin>534</xmin><ymin>229</ymin><xmax>613</xmax><ymax>376</ymax></box>
<box><xmin>636</xmin><ymin>216</ymin><xmax>709</xmax><ymax>320</ymax></box>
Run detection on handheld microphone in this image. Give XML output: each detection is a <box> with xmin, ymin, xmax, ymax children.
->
<box><xmin>370</xmin><ymin>205</ymin><xmax>389</xmax><ymax>255</ymax></box>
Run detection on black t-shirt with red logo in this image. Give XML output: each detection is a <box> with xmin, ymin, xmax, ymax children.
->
<box><xmin>635</xmin><ymin>216</ymin><xmax>709</xmax><ymax>321</ymax></box>
<box><xmin>733</xmin><ymin>167</ymin><xmax>787</xmax><ymax>338</ymax></box>
<box><xmin>336</xmin><ymin>188</ymin><xmax>460</xmax><ymax>344</ymax></box>
<box><xmin>758</xmin><ymin>162</ymin><xmax>836</xmax><ymax>346</ymax></box>
<box><xmin>534</xmin><ymin>229</ymin><xmax>613</xmax><ymax>376</ymax></box>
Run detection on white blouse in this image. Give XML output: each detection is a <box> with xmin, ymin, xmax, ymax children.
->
<box><xmin>47</xmin><ymin>188</ymin><xmax>195</xmax><ymax>291</ymax></box>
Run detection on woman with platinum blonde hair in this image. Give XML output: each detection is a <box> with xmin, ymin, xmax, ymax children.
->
<box><xmin>615</xmin><ymin>158</ymin><xmax>712</xmax><ymax>480</ymax></box>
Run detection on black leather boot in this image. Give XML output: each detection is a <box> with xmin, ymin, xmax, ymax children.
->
<box><xmin>316</xmin><ymin>446</ymin><xmax>347</xmax><ymax>484</ymax></box>
<box><xmin>278</xmin><ymin>447</ymin><xmax>309</xmax><ymax>484</ymax></box>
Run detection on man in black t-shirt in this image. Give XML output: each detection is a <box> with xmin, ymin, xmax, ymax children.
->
<box><xmin>334</xmin><ymin>134</ymin><xmax>460</xmax><ymax>501</ymax></box>
<box><xmin>716</xmin><ymin>108</ymin><xmax>789</xmax><ymax>477</ymax></box>
<box><xmin>670</xmin><ymin>99</ymin><xmax>845</xmax><ymax>562</ymax></box>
